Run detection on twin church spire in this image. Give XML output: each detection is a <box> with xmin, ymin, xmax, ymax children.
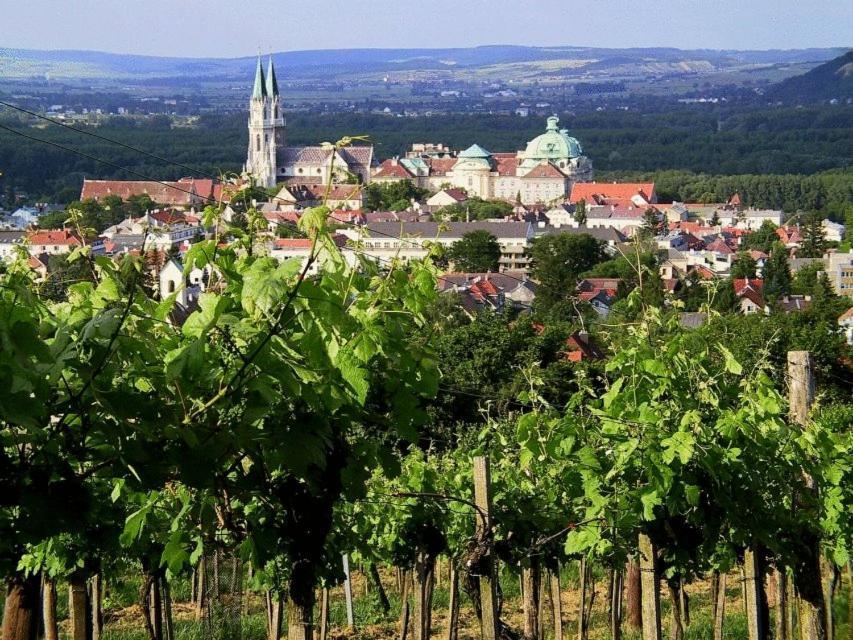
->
<box><xmin>251</xmin><ymin>56</ymin><xmax>280</xmax><ymax>100</ymax></box>
<box><xmin>246</xmin><ymin>55</ymin><xmax>284</xmax><ymax>188</ymax></box>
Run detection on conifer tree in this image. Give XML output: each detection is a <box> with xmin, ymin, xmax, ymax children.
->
<box><xmin>763</xmin><ymin>243</ymin><xmax>792</xmax><ymax>302</ymax></box>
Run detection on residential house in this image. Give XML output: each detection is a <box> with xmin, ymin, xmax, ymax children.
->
<box><xmin>822</xmin><ymin>219</ymin><xmax>845</xmax><ymax>243</ymax></box>
<box><xmin>438</xmin><ymin>272</ymin><xmax>536</xmax><ymax>311</ymax></box>
<box><xmin>839</xmin><ymin>307</ymin><xmax>853</xmax><ymax>345</ymax></box>
<box><xmin>733</xmin><ymin>278</ymin><xmax>765</xmax><ymax>315</ymax></box>
<box><xmin>564</xmin><ymin>331</ymin><xmax>604</xmax><ymax>362</ymax></box>
<box><xmin>0</xmin><ymin>231</ymin><xmax>25</xmax><ymax>262</ymax></box>
<box><xmin>25</xmin><ymin>229</ymin><xmax>104</xmax><ymax>256</ymax></box>
<box><xmin>577</xmin><ymin>278</ymin><xmax>622</xmax><ymax>317</ymax></box>
<box><xmin>426</xmin><ymin>188</ymin><xmax>469</xmax><ymax>208</ymax></box>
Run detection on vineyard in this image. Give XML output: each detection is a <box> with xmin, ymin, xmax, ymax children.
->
<box><xmin>0</xmin><ymin>164</ymin><xmax>851</xmax><ymax>640</ymax></box>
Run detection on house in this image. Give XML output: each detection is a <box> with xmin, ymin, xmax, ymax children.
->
<box><xmin>733</xmin><ymin>278</ymin><xmax>765</xmax><ymax>314</ymax></box>
<box><xmin>564</xmin><ymin>331</ymin><xmax>604</xmax><ymax>362</ymax></box>
<box><xmin>577</xmin><ymin>278</ymin><xmax>622</xmax><ymax>317</ymax></box>
<box><xmin>438</xmin><ymin>272</ymin><xmax>536</xmax><ymax>310</ymax></box>
<box><xmin>267</xmin><ymin>234</ymin><xmax>353</xmax><ymax>276</ymax></box>
<box><xmin>0</xmin><ymin>230</ymin><xmax>25</xmax><ymax>262</ymax></box>
<box><xmin>341</xmin><ymin>221</ymin><xmax>533</xmax><ymax>272</ymax></box>
<box><xmin>427</xmin><ymin>188</ymin><xmax>469</xmax><ymax>208</ymax></box>
<box><xmin>569</xmin><ymin>182</ymin><xmax>656</xmax><ymax>207</ymax></box>
<box><xmin>273</xmin><ymin>183</ymin><xmax>363</xmax><ymax>211</ymax></box>
<box><xmin>839</xmin><ymin>307</ymin><xmax>853</xmax><ymax>345</ymax></box>
<box><xmin>776</xmin><ymin>295</ymin><xmax>812</xmax><ymax>313</ymax></box>
<box><xmin>27</xmin><ymin>255</ymin><xmax>49</xmax><ymax>280</ymax></box>
<box><xmin>822</xmin><ymin>219</ymin><xmax>845</xmax><ymax>243</ymax></box>
<box><xmin>26</xmin><ymin>229</ymin><xmax>104</xmax><ymax>256</ymax></box>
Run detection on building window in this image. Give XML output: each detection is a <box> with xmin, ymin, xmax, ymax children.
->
<box><xmin>255</xmin><ymin>135</ymin><xmax>260</xmax><ymax>151</ymax></box>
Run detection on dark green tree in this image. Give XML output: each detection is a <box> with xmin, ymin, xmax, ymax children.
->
<box><xmin>731</xmin><ymin>252</ymin><xmax>758</xmax><ymax>279</ymax></box>
<box><xmin>741</xmin><ymin>220</ymin><xmax>780</xmax><ymax>253</ymax></box>
<box><xmin>530</xmin><ymin>233</ymin><xmax>604</xmax><ymax>311</ymax></box>
<box><xmin>364</xmin><ymin>180</ymin><xmax>428</xmax><ymax>212</ymax></box>
<box><xmin>447</xmin><ymin>230</ymin><xmax>501</xmax><ymax>272</ymax></box>
<box><xmin>763</xmin><ymin>243</ymin><xmax>792</xmax><ymax>302</ymax></box>
<box><xmin>799</xmin><ymin>212</ymin><xmax>826</xmax><ymax>258</ymax></box>
<box><xmin>640</xmin><ymin>207</ymin><xmax>662</xmax><ymax>238</ymax></box>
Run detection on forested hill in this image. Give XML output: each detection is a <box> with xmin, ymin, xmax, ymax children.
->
<box><xmin>767</xmin><ymin>50</ymin><xmax>853</xmax><ymax>102</ymax></box>
<box><xmin>1</xmin><ymin>105</ymin><xmax>851</xmax><ymax>213</ymax></box>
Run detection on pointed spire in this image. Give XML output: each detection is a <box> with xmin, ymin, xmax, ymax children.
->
<box><xmin>266</xmin><ymin>56</ymin><xmax>279</xmax><ymax>97</ymax></box>
<box><xmin>252</xmin><ymin>56</ymin><xmax>266</xmax><ymax>100</ymax></box>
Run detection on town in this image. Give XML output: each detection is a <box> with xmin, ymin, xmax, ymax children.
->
<box><xmin>2</xmin><ymin>58</ymin><xmax>851</xmax><ymax>345</ymax></box>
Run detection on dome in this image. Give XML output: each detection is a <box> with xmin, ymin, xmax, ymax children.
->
<box><xmin>523</xmin><ymin>116</ymin><xmax>583</xmax><ymax>161</ymax></box>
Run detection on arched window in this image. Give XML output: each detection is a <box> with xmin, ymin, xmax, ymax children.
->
<box><xmin>256</xmin><ymin>135</ymin><xmax>261</xmax><ymax>151</ymax></box>
<box><xmin>168</xmin><ymin>280</ymin><xmax>176</xmax><ymax>294</ymax></box>
<box><xmin>274</xmin><ymin>106</ymin><xmax>279</xmax><ymax>119</ymax></box>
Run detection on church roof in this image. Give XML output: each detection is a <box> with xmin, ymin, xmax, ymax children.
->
<box><xmin>458</xmin><ymin>144</ymin><xmax>492</xmax><ymax>158</ymax></box>
<box><xmin>252</xmin><ymin>57</ymin><xmax>267</xmax><ymax>100</ymax></box>
<box><xmin>523</xmin><ymin>116</ymin><xmax>583</xmax><ymax>161</ymax></box>
<box><xmin>266</xmin><ymin>57</ymin><xmax>279</xmax><ymax>97</ymax></box>
<box><xmin>282</xmin><ymin>146</ymin><xmax>373</xmax><ymax>169</ymax></box>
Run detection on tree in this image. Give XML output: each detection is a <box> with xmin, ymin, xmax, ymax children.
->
<box><xmin>731</xmin><ymin>252</ymin><xmax>758</xmax><ymax>279</ymax></box>
<box><xmin>792</xmin><ymin>261</ymin><xmax>825</xmax><ymax>294</ymax></box>
<box><xmin>763</xmin><ymin>243</ymin><xmax>792</xmax><ymax>302</ymax></box>
<box><xmin>741</xmin><ymin>220</ymin><xmax>780</xmax><ymax>253</ymax></box>
<box><xmin>447</xmin><ymin>230</ymin><xmax>501</xmax><ymax>272</ymax></box>
<box><xmin>799</xmin><ymin>212</ymin><xmax>826</xmax><ymax>258</ymax></box>
<box><xmin>640</xmin><ymin>207</ymin><xmax>662</xmax><ymax>238</ymax></box>
<box><xmin>364</xmin><ymin>180</ymin><xmax>428</xmax><ymax>212</ymax></box>
<box><xmin>529</xmin><ymin>233</ymin><xmax>604</xmax><ymax>311</ymax></box>
<box><xmin>574</xmin><ymin>199</ymin><xmax>588</xmax><ymax>225</ymax></box>
<box><xmin>437</xmin><ymin>198</ymin><xmax>513</xmax><ymax>222</ymax></box>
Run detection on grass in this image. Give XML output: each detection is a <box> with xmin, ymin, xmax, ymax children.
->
<box><xmin>35</xmin><ymin>563</ymin><xmax>851</xmax><ymax>640</ymax></box>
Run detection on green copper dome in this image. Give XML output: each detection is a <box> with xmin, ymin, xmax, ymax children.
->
<box><xmin>523</xmin><ymin>116</ymin><xmax>583</xmax><ymax>160</ymax></box>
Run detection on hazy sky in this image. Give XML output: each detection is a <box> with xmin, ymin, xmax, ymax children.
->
<box><xmin>4</xmin><ymin>0</ymin><xmax>851</xmax><ymax>57</ymax></box>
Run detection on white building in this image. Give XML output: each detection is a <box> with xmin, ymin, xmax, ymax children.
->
<box><xmin>244</xmin><ymin>57</ymin><xmax>373</xmax><ymax>188</ymax></box>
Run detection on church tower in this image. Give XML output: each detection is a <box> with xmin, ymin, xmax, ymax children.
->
<box><xmin>245</xmin><ymin>56</ymin><xmax>285</xmax><ymax>188</ymax></box>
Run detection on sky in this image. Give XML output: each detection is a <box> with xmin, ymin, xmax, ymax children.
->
<box><xmin>2</xmin><ymin>0</ymin><xmax>851</xmax><ymax>57</ymax></box>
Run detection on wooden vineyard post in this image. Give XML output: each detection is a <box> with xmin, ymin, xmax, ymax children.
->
<box><xmin>626</xmin><ymin>558</ymin><xmax>642</xmax><ymax>631</ymax></box>
<box><xmin>342</xmin><ymin>554</ymin><xmax>355</xmax><ymax>630</ymax></box>
<box><xmin>43</xmin><ymin>577</ymin><xmax>59</xmax><ymax>640</ymax></box>
<box><xmin>638</xmin><ymin>533</ymin><xmax>662</xmax><ymax>640</ymax></box>
<box><xmin>788</xmin><ymin>351</ymin><xmax>828</xmax><ymax>640</ymax></box>
<box><xmin>473</xmin><ymin>455</ymin><xmax>500</xmax><ymax>640</ymax></box>
<box><xmin>447</xmin><ymin>564</ymin><xmax>460</xmax><ymax>640</ymax></box>
<box><xmin>68</xmin><ymin>573</ymin><xmax>90</xmax><ymax>640</ymax></box>
<box><xmin>775</xmin><ymin>570</ymin><xmax>789</xmax><ymax>640</ymax></box>
<box><xmin>91</xmin><ymin>573</ymin><xmax>103</xmax><ymax>640</ymax></box>
<box><xmin>522</xmin><ymin>560</ymin><xmax>541</xmax><ymax>640</ymax></box>
<box><xmin>399</xmin><ymin>572</ymin><xmax>411</xmax><ymax>640</ymax></box>
<box><xmin>713</xmin><ymin>574</ymin><xmax>727</xmax><ymax>640</ymax></box>
<box><xmin>318</xmin><ymin>589</ymin><xmax>329</xmax><ymax>640</ymax></box>
<box><xmin>744</xmin><ymin>548</ymin><xmax>767</xmax><ymax>640</ymax></box>
<box><xmin>577</xmin><ymin>558</ymin><xmax>587</xmax><ymax>640</ymax></box>
<box><xmin>413</xmin><ymin>550</ymin><xmax>436</xmax><ymax>640</ymax></box>
<box><xmin>610</xmin><ymin>569</ymin><xmax>623</xmax><ymax>640</ymax></box>
<box><xmin>550</xmin><ymin>566</ymin><xmax>564</xmax><ymax>640</ymax></box>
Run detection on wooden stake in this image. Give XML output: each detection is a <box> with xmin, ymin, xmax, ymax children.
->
<box><xmin>473</xmin><ymin>455</ymin><xmax>500</xmax><ymax>640</ymax></box>
<box><xmin>775</xmin><ymin>570</ymin><xmax>789</xmax><ymax>640</ymax></box>
<box><xmin>91</xmin><ymin>573</ymin><xmax>103</xmax><ymax>640</ymax></box>
<box><xmin>399</xmin><ymin>571</ymin><xmax>411</xmax><ymax>640</ymax></box>
<box><xmin>713</xmin><ymin>574</ymin><xmax>727</xmax><ymax>640</ymax></box>
<box><xmin>638</xmin><ymin>533</ymin><xmax>661</xmax><ymax>640</ymax></box>
<box><xmin>626</xmin><ymin>558</ymin><xmax>642</xmax><ymax>630</ymax></box>
<box><xmin>551</xmin><ymin>567</ymin><xmax>564</xmax><ymax>640</ymax></box>
<box><xmin>447</xmin><ymin>565</ymin><xmax>460</xmax><ymax>640</ymax></box>
<box><xmin>43</xmin><ymin>577</ymin><xmax>58</xmax><ymax>640</ymax></box>
<box><xmin>522</xmin><ymin>562</ymin><xmax>541</xmax><ymax>640</ymax></box>
<box><xmin>744</xmin><ymin>549</ymin><xmax>767</xmax><ymax>640</ymax></box>
<box><xmin>788</xmin><ymin>351</ymin><xmax>828</xmax><ymax>640</ymax></box>
<box><xmin>577</xmin><ymin>558</ymin><xmax>587</xmax><ymax>640</ymax></box>
<box><xmin>343</xmin><ymin>554</ymin><xmax>355</xmax><ymax>629</ymax></box>
<box><xmin>318</xmin><ymin>589</ymin><xmax>328</xmax><ymax>640</ymax></box>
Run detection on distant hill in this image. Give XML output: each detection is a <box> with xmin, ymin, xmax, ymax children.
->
<box><xmin>767</xmin><ymin>50</ymin><xmax>853</xmax><ymax>102</ymax></box>
<box><xmin>1</xmin><ymin>45</ymin><xmax>847</xmax><ymax>81</ymax></box>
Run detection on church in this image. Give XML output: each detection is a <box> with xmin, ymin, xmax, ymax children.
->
<box><xmin>244</xmin><ymin>57</ymin><xmax>374</xmax><ymax>189</ymax></box>
<box><xmin>372</xmin><ymin>116</ymin><xmax>593</xmax><ymax>205</ymax></box>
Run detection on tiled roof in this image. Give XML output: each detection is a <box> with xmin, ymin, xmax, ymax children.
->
<box><xmin>439</xmin><ymin>188</ymin><xmax>469</xmax><ymax>202</ymax></box>
<box><xmin>27</xmin><ymin>229</ymin><xmax>84</xmax><ymax>246</ymax></box>
<box><xmin>495</xmin><ymin>157</ymin><xmax>519</xmax><ymax>176</ymax></box>
<box><xmin>282</xmin><ymin>146</ymin><xmax>373</xmax><ymax>168</ymax></box>
<box><xmin>839</xmin><ymin>307</ymin><xmax>853</xmax><ymax>322</ymax></box>
<box><xmin>564</xmin><ymin>331</ymin><xmax>604</xmax><ymax>361</ymax></box>
<box><xmin>81</xmin><ymin>179</ymin><xmax>199</xmax><ymax>206</ymax></box>
<box><xmin>426</xmin><ymin>158</ymin><xmax>457</xmax><ymax>176</ymax></box>
<box><xmin>374</xmin><ymin>160</ymin><xmax>415</xmax><ymax>179</ymax></box>
<box><xmin>733</xmin><ymin>278</ymin><xmax>764</xmax><ymax>295</ymax></box>
<box><xmin>706</xmin><ymin>238</ymin><xmax>734</xmax><ymax>254</ymax></box>
<box><xmin>523</xmin><ymin>162</ymin><xmax>566</xmax><ymax>179</ymax></box>
<box><xmin>570</xmin><ymin>182</ymin><xmax>655</xmax><ymax>205</ymax></box>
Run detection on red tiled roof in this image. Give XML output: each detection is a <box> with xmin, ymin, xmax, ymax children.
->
<box><xmin>304</xmin><ymin>184</ymin><xmax>363</xmax><ymax>202</ymax></box>
<box><xmin>427</xmin><ymin>158</ymin><xmax>457</xmax><ymax>176</ymax></box>
<box><xmin>264</xmin><ymin>211</ymin><xmax>300</xmax><ymax>224</ymax></box>
<box><xmin>81</xmin><ymin>179</ymin><xmax>199</xmax><ymax>206</ymax></box>
<box><xmin>734</xmin><ymin>278</ymin><xmax>764</xmax><ymax>295</ymax></box>
<box><xmin>706</xmin><ymin>238</ymin><xmax>734</xmax><ymax>254</ymax></box>
<box><xmin>570</xmin><ymin>182</ymin><xmax>655</xmax><ymax>205</ymax></box>
<box><xmin>149</xmin><ymin>210</ymin><xmax>187</xmax><ymax>225</ymax></box>
<box><xmin>564</xmin><ymin>331</ymin><xmax>604</xmax><ymax>361</ymax></box>
<box><xmin>27</xmin><ymin>229</ymin><xmax>84</xmax><ymax>246</ymax></box>
<box><xmin>495</xmin><ymin>156</ymin><xmax>519</xmax><ymax>176</ymax></box>
<box><xmin>523</xmin><ymin>163</ymin><xmax>566</xmax><ymax>179</ymax></box>
<box><xmin>578</xmin><ymin>278</ymin><xmax>622</xmax><ymax>291</ymax></box>
<box><xmin>374</xmin><ymin>160</ymin><xmax>415</xmax><ymax>179</ymax></box>
<box><xmin>440</xmin><ymin>188</ymin><xmax>469</xmax><ymax>202</ymax></box>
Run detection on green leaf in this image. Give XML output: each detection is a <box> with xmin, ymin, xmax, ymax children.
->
<box><xmin>718</xmin><ymin>344</ymin><xmax>743</xmax><ymax>375</ymax></box>
<box><xmin>640</xmin><ymin>488</ymin><xmax>660</xmax><ymax>520</ymax></box>
<box><xmin>684</xmin><ymin>484</ymin><xmax>700</xmax><ymax>506</ymax></box>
